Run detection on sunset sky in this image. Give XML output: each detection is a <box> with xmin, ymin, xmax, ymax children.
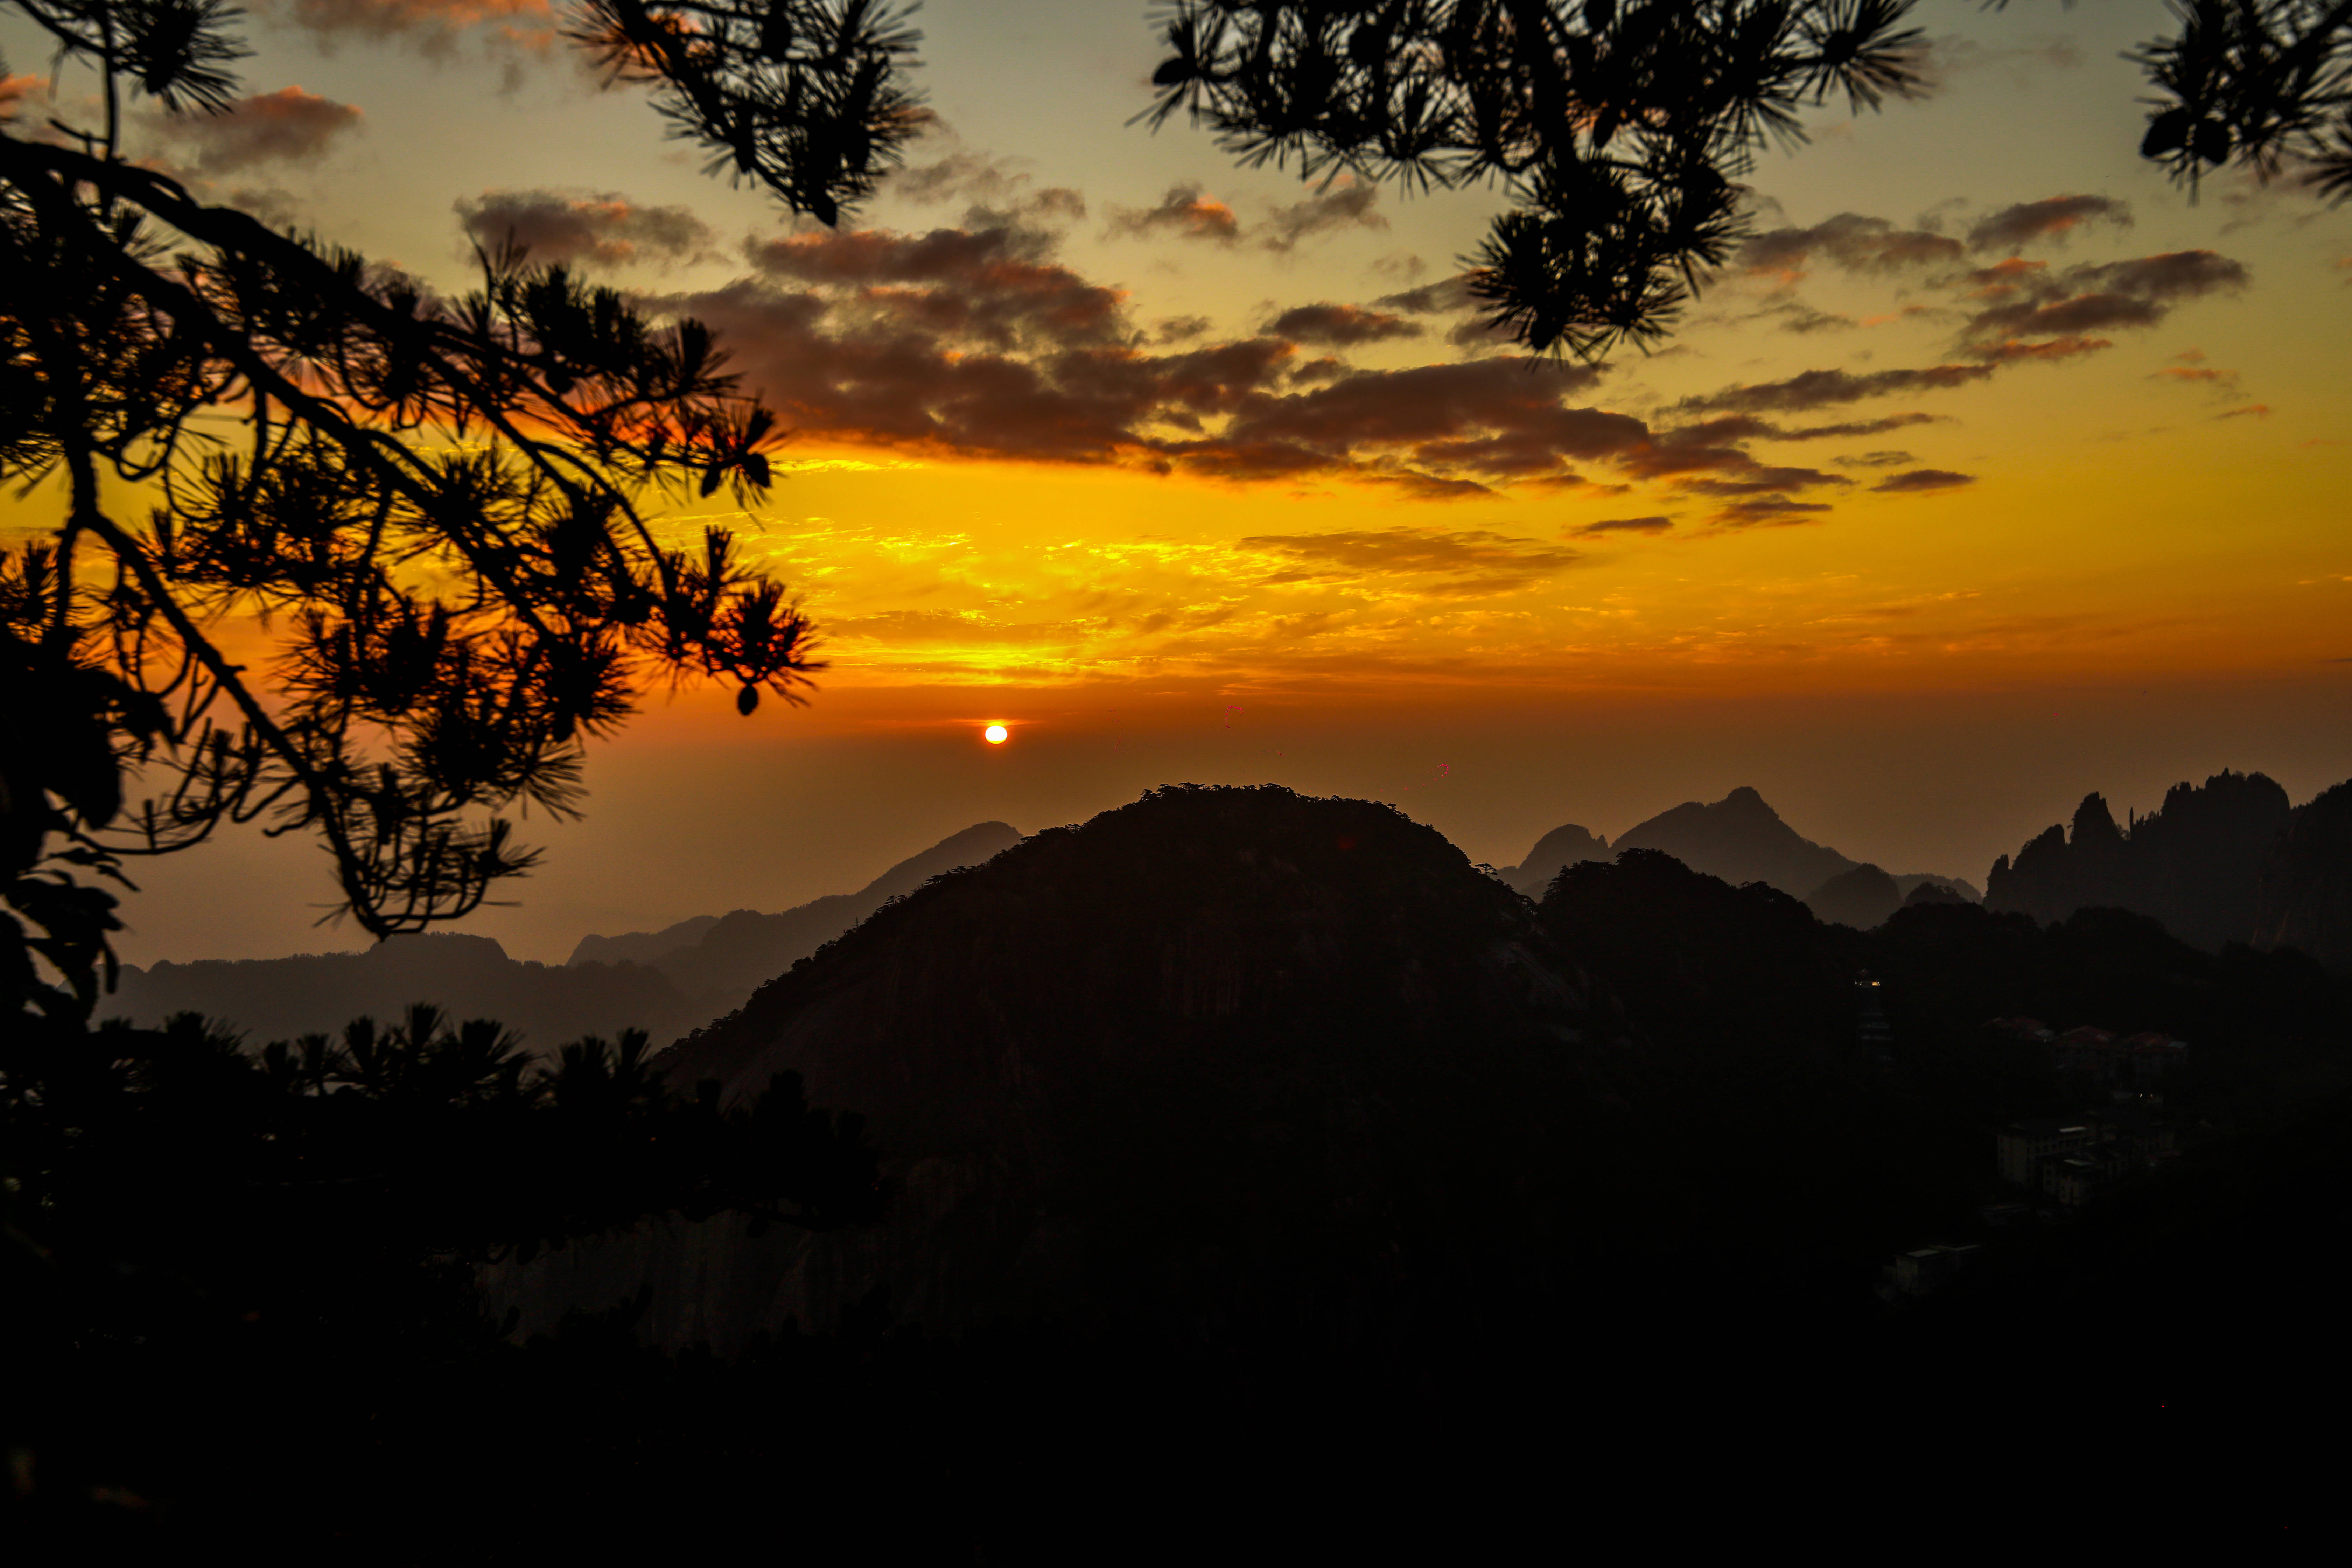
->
<box><xmin>8</xmin><ymin>0</ymin><xmax>2350</xmax><ymax>963</ymax></box>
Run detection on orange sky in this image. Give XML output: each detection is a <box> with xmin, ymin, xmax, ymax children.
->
<box><xmin>6</xmin><ymin>1</ymin><xmax>2349</xmax><ymax>961</ymax></box>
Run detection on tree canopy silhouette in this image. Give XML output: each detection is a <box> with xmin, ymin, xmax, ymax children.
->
<box><xmin>0</xmin><ymin>0</ymin><xmax>922</xmax><ymax>1021</ymax></box>
<box><xmin>1142</xmin><ymin>1</ymin><xmax>2352</xmax><ymax>358</ymax></box>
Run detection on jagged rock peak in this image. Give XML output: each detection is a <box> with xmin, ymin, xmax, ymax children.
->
<box><xmin>2071</xmin><ymin>793</ymin><xmax>2123</xmax><ymax>845</ymax></box>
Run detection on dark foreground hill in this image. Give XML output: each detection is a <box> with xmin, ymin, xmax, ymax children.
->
<box><xmin>484</xmin><ymin>785</ymin><xmax>1616</xmax><ymax>1355</ymax></box>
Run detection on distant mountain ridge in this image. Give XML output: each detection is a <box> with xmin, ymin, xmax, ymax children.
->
<box><xmin>104</xmin><ymin>822</ymin><xmax>1026</xmax><ymax>1050</ymax></box>
<box><xmin>1502</xmin><ymin>786</ymin><xmax>1980</xmax><ymax>920</ymax></box>
<box><xmin>106</xmin><ymin>934</ymin><xmax>699</xmax><ymax>1054</ymax></box>
<box><xmin>567</xmin><ymin>821</ymin><xmax>1024</xmax><ymax>1011</ymax></box>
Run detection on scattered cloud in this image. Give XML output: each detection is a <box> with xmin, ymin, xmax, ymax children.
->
<box><xmin>1916</xmin><ymin>32</ymin><xmax>2084</xmax><ymax>94</ymax></box>
<box><xmin>1834</xmin><ymin>450</ymin><xmax>1919</xmax><ymax>469</ymax></box>
<box><xmin>1572</xmin><ymin>516</ymin><xmax>1675</xmax><ymax>537</ymax></box>
<box><xmin>1374</xmin><ymin>277</ymin><xmax>1476</xmax><ymax>315</ymax></box>
<box><xmin>456</xmin><ymin>190</ymin><xmax>715</xmax><ymax>267</ymax></box>
<box><xmin>1870</xmin><ymin>468</ymin><xmax>1976</xmax><ymax>493</ymax></box>
<box><xmin>0</xmin><ymin>73</ymin><xmax>44</xmax><ymax>121</ymax></box>
<box><xmin>254</xmin><ymin>0</ymin><xmax>555</xmax><ymax>55</ymax></box>
<box><xmin>1709</xmin><ymin>496</ymin><xmax>1835</xmax><ymax>528</ymax></box>
<box><xmin>1106</xmin><ymin>183</ymin><xmax>1239</xmax><ymax>245</ymax></box>
<box><xmin>1955</xmin><ymin>250</ymin><xmax>2249</xmax><ymax>357</ymax></box>
<box><xmin>2218</xmin><ymin>404</ymin><xmax>2273</xmax><ymax>419</ymax></box>
<box><xmin>1259</xmin><ymin>178</ymin><xmax>1386</xmax><ymax>251</ymax></box>
<box><xmin>1264</xmin><ymin>303</ymin><xmax>1423</xmax><ymax>346</ymax></box>
<box><xmin>1736</xmin><ymin>214</ymin><xmax>1962</xmax><ymax>282</ymax></box>
<box><xmin>1967</xmin><ymin>195</ymin><xmax>2130</xmax><ymax>252</ymax></box>
<box><xmin>1241</xmin><ymin>527</ymin><xmax>1582</xmax><ymax>596</ymax></box>
<box><xmin>1680</xmin><ymin>364</ymin><xmax>1996</xmax><ymax>416</ymax></box>
<box><xmin>156</xmin><ymin>86</ymin><xmax>363</xmax><ymax>174</ymax></box>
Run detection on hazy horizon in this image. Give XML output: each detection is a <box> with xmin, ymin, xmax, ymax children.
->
<box><xmin>9</xmin><ymin>0</ymin><xmax>2347</xmax><ymax>967</ymax></box>
<box><xmin>113</xmin><ymin>672</ymin><xmax>2351</xmax><ymax>965</ymax></box>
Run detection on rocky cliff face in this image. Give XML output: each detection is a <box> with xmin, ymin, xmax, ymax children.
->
<box><xmin>1985</xmin><ymin>771</ymin><xmax>2295</xmax><ymax>950</ymax></box>
<box><xmin>2253</xmin><ymin>780</ymin><xmax>2352</xmax><ymax>975</ymax></box>
<box><xmin>483</xmin><ymin>787</ymin><xmax>1615</xmax><ymax>1353</ymax></box>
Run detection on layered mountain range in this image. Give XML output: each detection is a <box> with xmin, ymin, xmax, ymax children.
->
<box><xmin>103</xmin><ymin>822</ymin><xmax>1024</xmax><ymax>1051</ymax></box>
<box><xmin>107</xmin><ymin>772</ymin><xmax>2350</xmax><ymax>1060</ymax></box>
<box><xmin>1498</xmin><ymin>784</ymin><xmax>1979</xmax><ymax>927</ymax></box>
<box><xmin>481</xmin><ymin>778</ymin><xmax>2352</xmax><ymax>1362</ymax></box>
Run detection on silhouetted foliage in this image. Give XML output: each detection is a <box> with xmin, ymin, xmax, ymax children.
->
<box><xmin>0</xmin><ymin>1002</ymin><xmax>881</xmax><ymax>1533</ymax></box>
<box><xmin>0</xmin><ymin>1</ymin><xmax>922</xmax><ymax>1020</ymax></box>
<box><xmin>1143</xmin><ymin>1</ymin><xmax>2352</xmax><ymax>356</ymax></box>
<box><xmin>0</xmin><ymin>3</ymin><xmax>917</xmax><ymax>1534</ymax></box>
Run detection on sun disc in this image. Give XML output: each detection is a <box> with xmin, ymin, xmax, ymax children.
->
<box><xmin>983</xmin><ymin>723</ymin><xmax>1009</xmax><ymax>744</ymax></box>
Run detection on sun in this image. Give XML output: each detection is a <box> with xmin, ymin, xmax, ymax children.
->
<box><xmin>983</xmin><ymin>723</ymin><xmax>1009</xmax><ymax>745</ymax></box>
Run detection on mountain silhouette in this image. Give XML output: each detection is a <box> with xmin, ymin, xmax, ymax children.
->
<box><xmin>568</xmin><ymin>821</ymin><xmax>1024</xmax><ymax>1018</ymax></box>
<box><xmin>1984</xmin><ymin>771</ymin><xmax>2295</xmax><ymax>951</ymax></box>
<box><xmin>104</xmin><ymin>933</ymin><xmax>698</xmax><ymax>1052</ymax></box>
<box><xmin>1498</xmin><ymin>821</ymin><xmax>1610</xmax><ymax>897</ymax></box>
<box><xmin>2252</xmin><ymin>779</ymin><xmax>2352</xmax><ymax>974</ymax></box>
<box><xmin>483</xmin><ymin>785</ymin><xmax>1612</xmax><ymax>1352</ymax></box>
<box><xmin>104</xmin><ymin>823</ymin><xmax>1026</xmax><ymax>1050</ymax></box>
<box><xmin>1805</xmin><ymin>863</ymin><xmax>1905</xmax><ymax>930</ymax></box>
<box><xmin>1595</xmin><ymin>786</ymin><xmax>1977</xmax><ymax>904</ymax></box>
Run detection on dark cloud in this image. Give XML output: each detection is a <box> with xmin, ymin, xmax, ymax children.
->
<box><xmin>1958</xmin><ymin>250</ymin><xmax>2249</xmax><ymax>356</ymax></box>
<box><xmin>1618</xmin><ymin>420</ymin><xmax>1852</xmax><ymax>498</ymax></box>
<box><xmin>456</xmin><ymin>190</ymin><xmax>714</xmax><ymax>267</ymax></box>
<box><xmin>1775</xmin><ymin>304</ymin><xmax>1858</xmax><ymax>335</ymax></box>
<box><xmin>1679</xmin><ymin>469</ymin><xmax>1854</xmax><ymax>498</ymax></box>
<box><xmin>1834</xmin><ymin>450</ymin><xmax>1919</xmax><ymax>469</ymax></box>
<box><xmin>1736</xmin><ymin>214</ymin><xmax>1962</xmax><ymax>280</ymax></box>
<box><xmin>1973</xmin><ymin>334</ymin><xmax>2112</xmax><ymax>363</ymax></box>
<box><xmin>1870</xmin><ymin>468</ymin><xmax>1976</xmax><ymax>493</ymax></box>
<box><xmin>646</xmin><ymin>217</ymin><xmax>1934</xmax><ymax>523</ymax></box>
<box><xmin>1265</xmin><ymin>303</ymin><xmax>1423</xmax><ymax>346</ymax></box>
<box><xmin>1241</xmin><ymin>527</ymin><xmax>1581</xmax><ymax>595</ymax></box>
<box><xmin>161</xmin><ymin>86</ymin><xmax>362</xmax><ymax>173</ymax></box>
<box><xmin>1260</xmin><ymin>180</ymin><xmax>1386</xmax><ymax>252</ymax></box>
<box><xmin>1374</xmin><ymin>276</ymin><xmax>1476</xmax><ymax>315</ymax></box>
<box><xmin>1573</xmin><ymin>516</ymin><xmax>1675</xmax><ymax>536</ymax></box>
<box><xmin>1206</xmin><ymin>360</ymin><xmax>1629</xmax><ymax>483</ymax></box>
<box><xmin>1967</xmin><ymin>195</ymin><xmax>2130</xmax><ymax>252</ymax></box>
<box><xmin>1710</xmin><ymin>496</ymin><xmax>1835</xmax><ymax>528</ymax></box>
<box><xmin>1778</xmin><ymin>414</ymin><xmax>1946</xmax><ymax>441</ymax></box>
<box><xmin>1106</xmin><ymin>184</ymin><xmax>1239</xmax><ymax>245</ymax></box>
<box><xmin>1680</xmin><ymin>364</ymin><xmax>1995</xmax><ymax>416</ymax></box>
<box><xmin>743</xmin><ymin>222</ymin><xmax>1127</xmax><ymax>348</ymax></box>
